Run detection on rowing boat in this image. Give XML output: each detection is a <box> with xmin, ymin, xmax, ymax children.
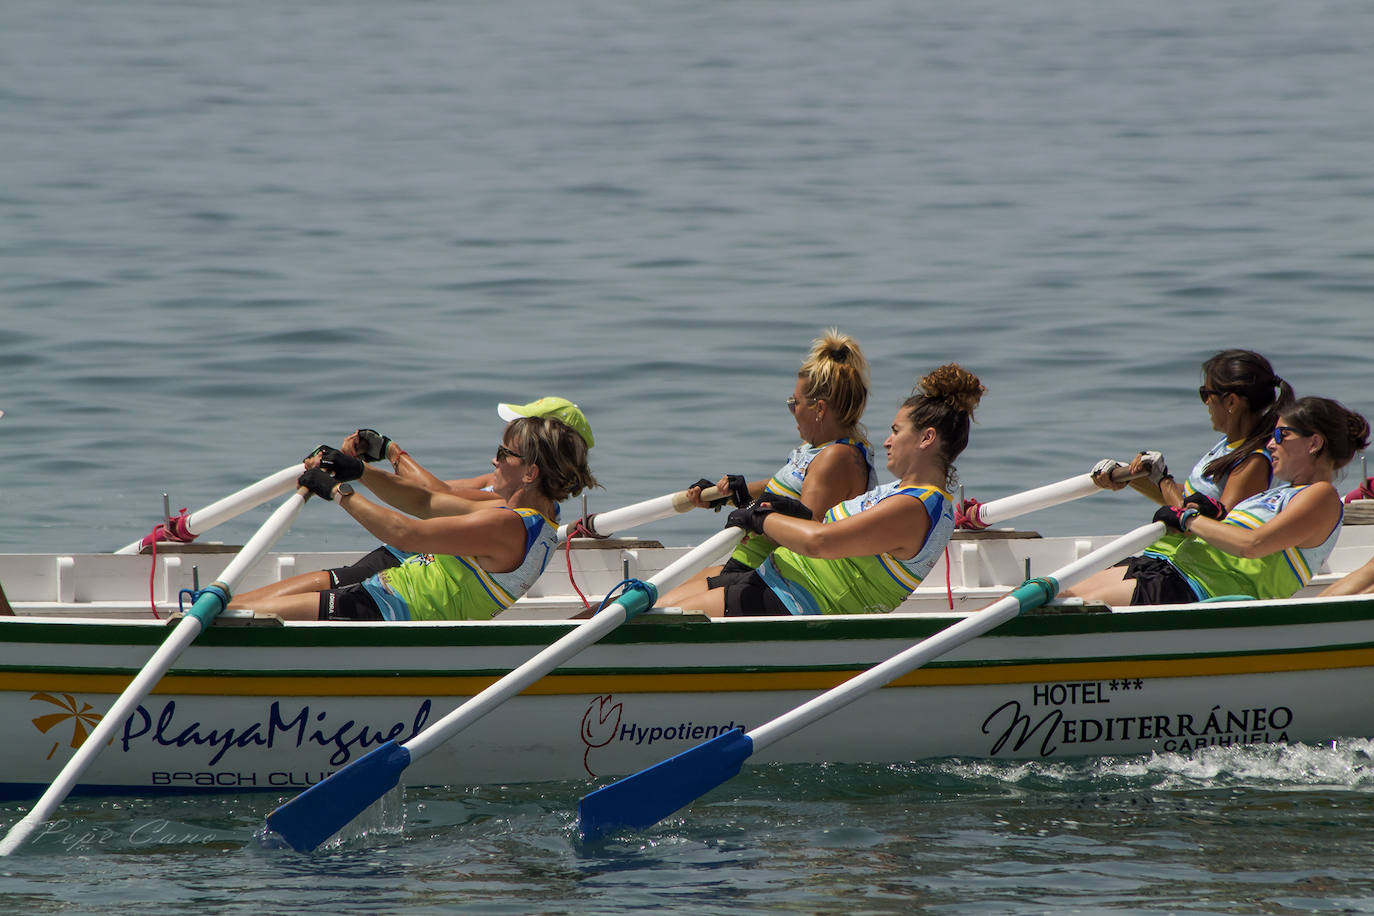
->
<box><xmin>2</xmin><ymin>524</ymin><xmax>1373</xmax><ymax>800</ymax></box>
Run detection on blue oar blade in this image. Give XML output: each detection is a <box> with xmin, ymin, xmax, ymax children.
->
<box><xmin>578</xmin><ymin>727</ymin><xmax>753</xmax><ymax>842</ymax></box>
<box><xmin>266</xmin><ymin>740</ymin><xmax>411</xmax><ymax>852</ymax></box>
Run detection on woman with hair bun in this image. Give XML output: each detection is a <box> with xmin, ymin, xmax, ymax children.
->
<box><xmin>1069</xmin><ymin>396</ymin><xmax>1369</xmax><ymax>606</ymax></box>
<box><xmin>659</xmin><ymin>329</ymin><xmax>880</xmax><ymax>607</ymax></box>
<box><xmin>674</xmin><ymin>364</ymin><xmax>986</xmax><ymax>617</ymax></box>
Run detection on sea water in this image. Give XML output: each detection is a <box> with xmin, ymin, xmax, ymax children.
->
<box><xmin>4</xmin><ymin>0</ymin><xmax>1374</xmax><ymax>911</ymax></box>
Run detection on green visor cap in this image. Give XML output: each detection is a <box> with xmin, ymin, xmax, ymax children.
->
<box><xmin>497</xmin><ymin>397</ymin><xmax>594</xmax><ymax>448</ymax></box>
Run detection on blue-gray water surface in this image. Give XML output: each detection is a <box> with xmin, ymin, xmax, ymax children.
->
<box><xmin>4</xmin><ymin>0</ymin><xmax>1374</xmax><ymax>911</ymax></box>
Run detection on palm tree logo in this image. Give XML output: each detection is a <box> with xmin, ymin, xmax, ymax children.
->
<box><xmin>29</xmin><ymin>692</ymin><xmax>104</xmax><ymax>760</ymax></box>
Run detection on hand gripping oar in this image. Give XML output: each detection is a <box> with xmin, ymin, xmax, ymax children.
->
<box><xmin>114</xmin><ymin>464</ymin><xmax>302</xmax><ymax>554</ymax></box>
<box><xmin>960</xmin><ymin>466</ymin><xmax>1143</xmax><ymax>529</ymax></box>
<box><xmin>0</xmin><ymin>487</ymin><xmax>312</xmax><ymax>856</ymax></box>
<box><xmin>265</xmin><ymin>526</ymin><xmax>747</xmax><ymax>853</ymax></box>
<box><xmin>576</xmin><ymin>521</ymin><xmax>1166</xmax><ymax>842</ymax></box>
<box><xmin>556</xmin><ymin>485</ymin><xmax>725</xmax><ymax>542</ymax></box>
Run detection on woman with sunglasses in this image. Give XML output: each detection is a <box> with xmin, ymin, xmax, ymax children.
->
<box><xmin>1067</xmin><ymin>396</ymin><xmax>1369</xmax><ymax>606</ymax></box>
<box><xmin>659</xmin><ymin>329</ymin><xmax>879</xmax><ymax>607</ymax></box>
<box><xmin>1091</xmin><ymin>349</ymin><xmax>1294</xmax><ymax>511</ymax></box>
<box><xmin>228</xmin><ymin>408</ymin><xmax>597</xmax><ymax>621</ymax></box>
<box><xmin>672</xmin><ymin>364</ymin><xmax>984</xmax><ymax>617</ymax></box>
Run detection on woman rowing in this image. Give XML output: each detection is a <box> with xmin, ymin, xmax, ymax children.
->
<box><xmin>659</xmin><ymin>329</ymin><xmax>879</xmax><ymax>608</ymax></box>
<box><xmin>230</xmin><ymin>398</ymin><xmax>592</xmax><ymax>608</ymax></box>
<box><xmin>228</xmin><ymin>409</ymin><xmax>597</xmax><ymax>621</ymax></box>
<box><xmin>1067</xmin><ymin>396</ymin><xmax>1369</xmax><ymax>606</ymax></box>
<box><xmin>1090</xmin><ymin>349</ymin><xmax>1292</xmax><ymax>512</ymax></box>
<box><xmin>671</xmin><ymin>364</ymin><xmax>984</xmax><ymax>617</ymax></box>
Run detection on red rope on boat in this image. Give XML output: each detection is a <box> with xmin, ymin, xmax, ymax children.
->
<box><xmin>146</xmin><ymin>536</ymin><xmax>161</xmax><ymax>620</ymax></box>
<box><xmin>561</xmin><ymin>520</ymin><xmax>595</xmax><ymax>611</ymax></box>
<box><xmin>944</xmin><ymin>545</ymin><xmax>953</xmax><ymax>610</ymax></box>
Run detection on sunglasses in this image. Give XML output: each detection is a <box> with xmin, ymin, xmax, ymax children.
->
<box><xmin>1198</xmin><ymin>386</ymin><xmax>1226</xmax><ymax>403</ymax></box>
<box><xmin>495</xmin><ymin>443</ymin><xmax>526</xmax><ymax>462</ymax></box>
<box><xmin>1270</xmin><ymin>426</ymin><xmax>1312</xmax><ymax>446</ymax></box>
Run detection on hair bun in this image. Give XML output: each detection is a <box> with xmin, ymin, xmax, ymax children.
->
<box><xmin>917</xmin><ymin>363</ymin><xmax>986</xmax><ymax>416</ymax></box>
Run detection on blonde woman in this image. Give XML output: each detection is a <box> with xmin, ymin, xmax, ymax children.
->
<box><xmin>660</xmin><ymin>330</ymin><xmax>877</xmax><ymax>607</ymax></box>
<box><xmin>675</xmin><ymin>365</ymin><xmax>985</xmax><ymax>617</ymax></box>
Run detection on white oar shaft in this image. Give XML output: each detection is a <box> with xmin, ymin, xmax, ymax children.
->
<box><xmin>114</xmin><ymin>465</ymin><xmax>301</xmax><ymax>554</ymax></box>
<box><xmin>0</xmin><ymin>490</ymin><xmax>309</xmax><ymax>856</ymax></box>
<box><xmin>404</xmin><ymin>527</ymin><xmax>743</xmax><ymax>761</ymax></box>
<box><xmin>974</xmin><ymin>467</ymin><xmax>1143</xmax><ymax>528</ymax></box>
<box><xmin>555</xmin><ymin>486</ymin><xmax>723</xmax><ymax>543</ymax></box>
<box><xmin>746</xmin><ymin>522</ymin><xmax>1165</xmax><ymax>754</ymax></box>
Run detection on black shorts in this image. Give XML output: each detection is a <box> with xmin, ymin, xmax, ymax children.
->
<box><xmin>1119</xmin><ymin>556</ymin><xmax>1198</xmax><ymax>606</ymax></box>
<box><xmin>707</xmin><ymin>557</ymin><xmax>758</xmax><ymax>590</ymax></box>
<box><xmin>328</xmin><ymin>546</ymin><xmax>405</xmax><ymax>588</ymax></box>
<box><xmin>722</xmin><ymin>570</ymin><xmax>792</xmax><ymax>617</ymax></box>
<box><xmin>318</xmin><ymin>584</ymin><xmax>385</xmax><ymax>621</ymax></box>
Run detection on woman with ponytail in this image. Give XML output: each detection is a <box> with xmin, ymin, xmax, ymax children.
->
<box><xmin>1091</xmin><ymin>349</ymin><xmax>1294</xmax><ymax>510</ymax></box>
<box><xmin>660</xmin><ymin>330</ymin><xmax>880</xmax><ymax>606</ymax></box>
<box><xmin>1070</xmin><ymin>396</ymin><xmax>1369</xmax><ymax>606</ymax></box>
<box><xmin>674</xmin><ymin>364</ymin><xmax>986</xmax><ymax>617</ymax></box>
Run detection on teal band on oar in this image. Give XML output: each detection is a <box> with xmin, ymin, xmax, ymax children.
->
<box><xmin>0</xmin><ymin>486</ymin><xmax>312</xmax><ymax>857</ymax></box>
<box><xmin>576</xmin><ymin>521</ymin><xmax>1166</xmax><ymax>842</ymax></box>
<box><xmin>265</xmin><ymin>526</ymin><xmax>746</xmax><ymax>853</ymax></box>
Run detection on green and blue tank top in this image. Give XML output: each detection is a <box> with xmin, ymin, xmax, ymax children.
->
<box><xmin>1146</xmin><ymin>437</ymin><xmax>1273</xmax><ymax>563</ymax></box>
<box><xmin>362</xmin><ymin>507</ymin><xmax>558</xmax><ymax>621</ymax></box>
<box><xmin>756</xmin><ymin>481</ymin><xmax>954</xmax><ymax>615</ymax></box>
<box><xmin>1163</xmin><ymin>484</ymin><xmax>1341</xmax><ymax>601</ymax></box>
<box><xmin>731</xmin><ymin>437</ymin><xmax>879</xmax><ymax>570</ymax></box>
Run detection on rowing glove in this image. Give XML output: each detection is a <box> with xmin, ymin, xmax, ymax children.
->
<box><xmin>354</xmin><ymin>428</ymin><xmax>393</xmax><ymax>463</ymax></box>
<box><xmin>1153</xmin><ymin>504</ymin><xmax>1200</xmax><ymax>533</ymax></box>
<box><xmin>318</xmin><ymin>447</ymin><xmax>365</xmax><ymax>482</ymax></box>
<box><xmin>1182</xmin><ymin>493</ymin><xmax>1227</xmax><ymax>520</ymax></box>
<box><xmin>727</xmin><ymin>495</ymin><xmax>812</xmax><ymax>535</ymax></box>
<box><xmin>1137</xmin><ymin>450</ymin><xmax>1171</xmax><ymax>486</ymax></box>
<box><xmin>299</xmin><ymin>468</ymin><xmax>342</xmax><ymax>501</ymax></box>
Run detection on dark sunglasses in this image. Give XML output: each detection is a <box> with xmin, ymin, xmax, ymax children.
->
<box><xmin>1198</xmin><ymin>386</ymin><xmax>1227</xmax><ymax>403</ymax></box>
<box><xmin>495</xmin><ymin>443</ymin><xmax>526</xmax><ymax>462</ymax></box>
<box><xmin>1270</xmin><ymin>426</ymin><xmax>1312</xmax><ymax>446</ymax></box>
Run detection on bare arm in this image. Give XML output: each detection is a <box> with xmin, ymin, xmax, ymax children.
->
<box><xmin>758</xmin><ymin>493</ymin><xmax>932</xmax><ymax>561</ymax></box>
<box><xmin>1321</xmin><ymin>556</ymin><xmax>1374</xmax><ymax>597</ymax></box>
<box><xmin>798</xmin><ymin>442</ymin><xmax>871</xmax><ymax>518</ymax></box>
<box><xmin>1183</xmin><ymin>483</ymin><xmax>1342</xmax><ymax>558</ymax></box>
<box><xmin>356</xmin><ymin>464</ymin><xmax>498</xmax><ymax>520</ymax></box>
<box><xmin>1217</xmin><ymin>453</ymin><xmax>1272</xmax><ymax>509</ymax></box>
<box><xmin>333</xmin><ymin>489</ymin><xmax>526</xmax><ymax>571</ymax></box>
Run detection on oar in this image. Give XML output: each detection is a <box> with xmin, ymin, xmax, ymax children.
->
<box><xmin>577</xmin><ymin>521</ymin><xmax>1166</xmax><ymax>842</ymax></box>
<box><xmin>265</xmin><ymin>526</ymin><xmax>747</xmax><ymax>853</ymax></box>
<box><xmin>962</xmin><ymin>466</ymin><xmax>1143</xmax><ymax>529</ymax></box>
<box><xmin>0</xmin><ymin>487</ymin><xmax>312</xmax><ymax>856</ymax></box>
<box><xmin>555</xmin><ymin>485</ymin><xmax>724</xmax><ymax>542</ymax></box>
<box><xmin>114</xmin><ymin>464</ymin><xmax>302</xmax><ymax>554</ymax></box>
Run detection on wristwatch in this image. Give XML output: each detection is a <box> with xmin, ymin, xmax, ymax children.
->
<box><xmin>334</xmin><ymin>483</ymin><xmax>354</xmax><ymax>500</ymax></box>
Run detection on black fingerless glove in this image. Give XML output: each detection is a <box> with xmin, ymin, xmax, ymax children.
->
<box><xmin>354</xmin><ymin>429</ymin><xmax>393</xmax><ymax>463</ymax></box>
<box><xmin>1153</xmin><ymin>504</ymin><xmax>1200</xmax><ymax>533</ymax></box>
<box><xmin>1183</xmin><ymin>493</ymin><xmax>1226</xmax><ymax>520</ymax></box>
<box><xmin>318</xmin><ymin>447</ymin><xmax>365</xmax><ymax>482</ymax></box>
<box><xmin>724</xmin><ymin>474</ymin><xmax>751</xmax><ymax>508</ymax></box>
<box><xmin>726</xmin><ymin>495</ymin><xmax>813</xmax><ymax>535</ymax></box>
<box><xmin>299</xmin><ymin>468</ymin><xmax>341</xmax><ymax>501</ymax></box>
<box><xmin>689</xmin><ymin>478</ymin><xmax>729</xmax><ymax>509</ymax></box>
<box><xmin>303</xmin><ymin>444</ymin><xmax>331</xmax><ymax>462</ymax></box>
